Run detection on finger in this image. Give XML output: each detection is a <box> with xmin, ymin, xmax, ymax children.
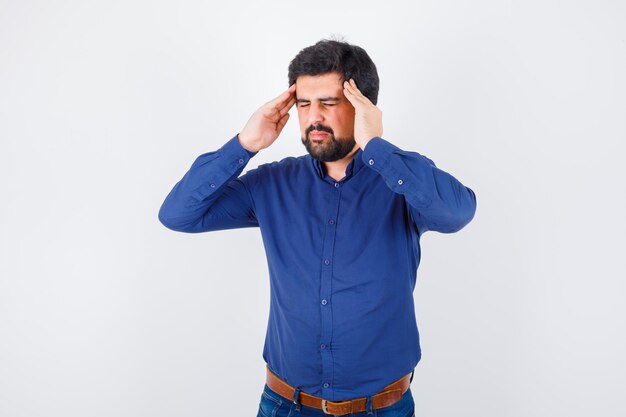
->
<box><xmin>275</xmin><ymin>95</ymin><xmax>295</xmax><ymax>119</ymax></box>
<box><xmin>348</xmin><ymin>79</ymin><xmax>368</xmax><ymax>100</ymax></box>
<box><xmin>343</xmin><ymin>81</ymin><xmax>361</xmax><ymax>106</ymax></box>
<box><xmin>343</xmin><ymin>84</ymin><xmax>355</xmax><ymax>100</ymax></box>
<box><xmin>279</xmin><ymin>91</ymin><xmax>296</xmax><ymax>109</ymax></box>
<box><xmin>350</xmin><ymin>78</ymin><xmax>364</xmax><ymax>94</ymax></box>
<box><xmin>275</xmin><ymin>91</ymin><xmax>296</xmax><ymax>112</ymax></box>
<box><xmin>276</xmin><ymin>112</ymin><xmax>290</xmax><ymax>132</ymax></box>
<box><xmin>343</xmin><ymin>80</ymin><xmax>361</xmax><ymax>98</ymax></box>
<box><xmin>345</xmin><ymin>79</ymin><xmax>372</xmax><ymax>106</ymax></box>
<box><xmin>343</xmin><ymin>85</ymin><xmax>356</xmax><ymax>107</ymax></box>
<box><xmin>278</xmin><ymin>97</ymin><xmax>295</xmax><ymax>117</ymax></box>
<box><xmin>269</xmin><ymin>84</ymin><xmax>296</xmax><ymax>107</ymax></box>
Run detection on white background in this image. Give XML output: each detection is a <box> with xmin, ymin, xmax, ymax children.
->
<box><xmin>1</xmin><ymin>1</ymin><xmax>625</xmax><ymax>416</ymax></box>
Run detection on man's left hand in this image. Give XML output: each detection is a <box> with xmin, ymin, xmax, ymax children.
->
<box><xmin>343</xmin><ymin>78</ymin><xmax>383</xmax><ymax>150</ymax></box>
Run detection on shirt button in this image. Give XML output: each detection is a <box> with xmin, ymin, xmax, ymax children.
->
<box><xmin>323</xmin><ymin>383</ymin><xmax>330</xmax><ymax>388</ymax></box>
<box><xmin>321</xmin><ymin>299</ymin><xmax>328</xmax><ymax>305</ymax></box>
<box><xmin>368</xmin><ymin>159</ymin><xmax>375</xmax><ymax>165</ymax></box>
<box><xmin>210</xmin><ymin>183</ymin><xmax>216</xmax><ymax>188</ymax></box>
<box><xmin>328</xmin><ymin>219</ymin><xmax>335</xmax><ymax>225</ymax></box>
<box><xmin>324</xmin><ymin>259</ymin><xmax>330</xmax><ymax>265</ymax></box>
<box><xmin>238</xmin><ymin>158</ymin><xmax>244</xmax><ymax>164</ymax></box>
<box><xmin>398</xmin><ymin>179</ymin><xmax>404</xmax><ymax>185</ymax></box>
<box><xmin>334</xmin><ymin>182</ymin><xmax>339</xmax><ymax>188</ymax></box>
<box><xmin>320</xmin><ymin>343</ymin><xmax>326</xmax><ymax>349</ymax></box>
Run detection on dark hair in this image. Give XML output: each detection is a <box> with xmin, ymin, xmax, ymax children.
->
<box><xmin>288</xmin><ymin>39</ymin><xmax>380</xmax><ymax>105</ymax></box>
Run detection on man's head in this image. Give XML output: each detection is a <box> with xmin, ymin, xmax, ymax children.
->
<box><xmin>288</xmin><ymin>40</ymin><xmax>379</xmax><ymax>162</ymax></box>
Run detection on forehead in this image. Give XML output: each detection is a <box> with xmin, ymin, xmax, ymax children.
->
<box><xmin>295</xmin><ymin>72</ymin><xmax>343</xmax><ymax>98</ymax></box>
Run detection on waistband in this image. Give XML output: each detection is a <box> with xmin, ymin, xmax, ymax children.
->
<box><xmin>265</xmin><ymin>364</ymin><xmax>413</xmax><ymax>416</ymax></box>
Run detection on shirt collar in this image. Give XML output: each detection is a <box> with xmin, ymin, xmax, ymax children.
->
<box><xmin>309</xmin><ymin>148</ymin><xmax>366</xmax><ymax>181</ymax></box>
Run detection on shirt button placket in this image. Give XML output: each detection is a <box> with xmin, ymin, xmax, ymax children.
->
<box><xmin>320</xmin><ymin>181</ymin><xmax>341</xmax><ymax>398</ymax></box>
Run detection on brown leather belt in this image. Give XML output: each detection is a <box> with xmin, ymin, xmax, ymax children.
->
<box><xmin>265</xmin><ymin>364</ymin><xmax>413</xmax><ymax>416</ymax></box>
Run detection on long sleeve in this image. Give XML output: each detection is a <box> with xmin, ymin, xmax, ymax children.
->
<box><xmin>361</xmin><ymin>137</ymin><xmax>477</xmax><ymax>234</ymax></box>
<box><xmin>158</xmin><ymin>135</ymin><xmax>260</xmax><ymax>233</ymax></box>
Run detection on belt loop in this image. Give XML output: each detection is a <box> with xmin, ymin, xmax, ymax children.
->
<box><xmin>365</xmin><ymin>394</ymin><xmax>374</xmax><ymax>415</ymax></box>
<box><xmin>292</xmin><ymin>386</ymin><xmax>302</xmax><ymax>412</ymax></box>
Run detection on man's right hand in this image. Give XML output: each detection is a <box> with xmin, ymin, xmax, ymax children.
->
<box><xmin>238</xmin><ymin>84</ymin><xmax>296</xmax><ymax>153</ymax></box>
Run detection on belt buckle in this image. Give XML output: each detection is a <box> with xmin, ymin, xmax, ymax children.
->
<box><xmin>321</xmin><ymin>399</ymin><xmax>331</xmax><ymax>414</ymax></box>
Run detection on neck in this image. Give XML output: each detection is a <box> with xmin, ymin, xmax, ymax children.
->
<box><xmin>322</xmin><ymin>144</ymin><xmax>360</xmax><ymax>182</ymax></box>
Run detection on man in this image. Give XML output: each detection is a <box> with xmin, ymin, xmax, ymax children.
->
<box><xmin>159</xmin><ymin>39</ymin><xmax>477</xmax><ymax>417</ymax></box>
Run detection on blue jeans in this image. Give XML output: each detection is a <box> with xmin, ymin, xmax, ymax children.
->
<box><xmin>256</xmin><ymin>384</ymin><xmax>415</xmax><ymax>417</ymax></box>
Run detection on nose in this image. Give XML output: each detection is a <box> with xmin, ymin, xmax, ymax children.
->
<box><xmin>306</xmin><ymin>102</ymin><xmax>325</xmax><ymax>126</ymax></box>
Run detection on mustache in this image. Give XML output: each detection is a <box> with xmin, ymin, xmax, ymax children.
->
<box><xmin>305</xmin><ymin>124</ymin><xmax>334</xmax><ymax>135</ymax></box>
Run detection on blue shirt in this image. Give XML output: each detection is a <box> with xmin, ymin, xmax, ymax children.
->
<box><xmin>159</xmin><ymin>135</ymin><xmax>477</xmax><ymax>401</ymax></box>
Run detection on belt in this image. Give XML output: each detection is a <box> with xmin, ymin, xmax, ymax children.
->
<box><xmin>265</xmin><ymin>364</ymin><xmax>413</xmax><ymax>416</ymax></box>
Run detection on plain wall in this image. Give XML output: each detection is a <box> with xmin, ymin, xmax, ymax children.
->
<box><xmin>1</xmin><ymin>1</ymin><xmax>624</xmax><ymax>416</ymax></box>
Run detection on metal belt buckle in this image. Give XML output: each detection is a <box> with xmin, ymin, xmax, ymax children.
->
<box><xmin>321</xmin><ymin>399</ymin><xmax>331</xmax><ymax>414</ymax></box>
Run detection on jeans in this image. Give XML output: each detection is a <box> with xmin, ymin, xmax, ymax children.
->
<box><xmin>256</xmin><ymin>384</ymin><xmax>415</xmax><ymax>417</ymax></box>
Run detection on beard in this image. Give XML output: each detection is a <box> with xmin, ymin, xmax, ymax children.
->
<box><xmin>301</xmin><ymin>124</ymin><xmax>356</xmax><ymax>162</ymax></box>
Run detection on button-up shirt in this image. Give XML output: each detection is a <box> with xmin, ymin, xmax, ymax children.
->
<box><xmin>159</xmin><ymin>135</ymin><xmax>477</xmax><ymax>401</ymax></box>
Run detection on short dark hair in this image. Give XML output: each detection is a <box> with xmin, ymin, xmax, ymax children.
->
<box><xmin>288</xmin><ymin>39</ymin><xmax>380</xmax><ymax>105</ymax></box>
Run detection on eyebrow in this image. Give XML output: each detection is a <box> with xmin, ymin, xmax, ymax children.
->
<box><xmin>296</xmin><ymin>96</ymin><xmax>341</xmax><ymax>103</ymax></box>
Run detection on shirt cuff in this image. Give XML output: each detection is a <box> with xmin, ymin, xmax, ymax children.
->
<box><xmin>361</xmin><ymin>136</ymin><xmax>433</xmax><ymax>208</ymax></box>
<box><xmin>220</xmin><ymin>134</ymin><xmax>257</xmax><ymax>166</ymax></box>
<box><xmin>361</xmin><ymin>136</ymin><xmax>398</xmax><ymax>171</ymax></box>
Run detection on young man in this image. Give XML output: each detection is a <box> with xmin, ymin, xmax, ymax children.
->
<box><xmin>159</xmin><ymin>39</ymin><xmax>477</xmax><ymax>417</ymax></box>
